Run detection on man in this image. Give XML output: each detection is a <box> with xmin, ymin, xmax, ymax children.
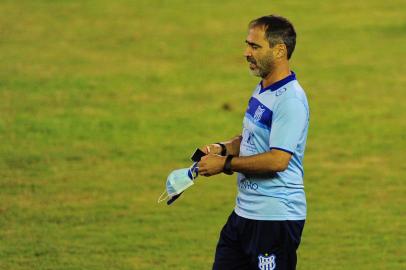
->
<box><xmin>197</xmin><ymin>15</ymin><xmax>310</xmax><ymax>270</ymax></box>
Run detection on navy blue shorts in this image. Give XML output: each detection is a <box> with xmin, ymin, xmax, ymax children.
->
<box><xmin>212</xmin><ymin>211</ymin><xmax>305</xmax><ymax>270</ymax></box>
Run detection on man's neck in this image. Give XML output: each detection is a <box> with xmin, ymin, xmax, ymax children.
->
<box><xmin>261</xmin><ymin>62</ymin><xmax>291</xmax><ymax>89</ymax></box>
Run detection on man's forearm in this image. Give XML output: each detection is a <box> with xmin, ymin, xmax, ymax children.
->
<box><xmin>221</xmin><ymin>135</ymin><xmax>242</xmax><ymax>156</ymax></box>
<box><xmin>230</xmin><ymin>150</ymin><xmax>290</xmax><ymax>174</ymax></box>
<box><xmin>198</xmin><ymin>144</ymin><xmax>291</xmax><ymax>177</ymax></box>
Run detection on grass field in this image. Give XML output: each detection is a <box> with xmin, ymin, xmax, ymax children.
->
<box><xmin>0</xmin><ymin>0</ymin><xmax>405</xmax><ymax>269</ymax></box>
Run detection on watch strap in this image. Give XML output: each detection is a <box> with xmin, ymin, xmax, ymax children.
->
<box><xmin>223</xmin><ymin>155</ymin><xmax>234</xmax><ymax>175</ymax></box>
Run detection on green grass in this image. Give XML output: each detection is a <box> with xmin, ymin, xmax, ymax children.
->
<box><xmin>0</xmin><ymin>0</ymin><xmax>405</xmax><ymax>269</ymax></box>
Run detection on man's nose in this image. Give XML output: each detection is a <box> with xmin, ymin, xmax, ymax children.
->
<box><xmin>244</xmin><ymin>47</ymin><xmax>252</xmax><ymax>57</ymax></box>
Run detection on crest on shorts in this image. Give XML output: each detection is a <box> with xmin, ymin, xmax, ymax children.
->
<box><xmin>254</xmin><ymin>105</ymin><xmax>265</xmax><ymax>122</ymax></box>
<box><xmin>258</xmin><ymin>253</ymin><xmax>276</xmax><ymax>270</ymax></box>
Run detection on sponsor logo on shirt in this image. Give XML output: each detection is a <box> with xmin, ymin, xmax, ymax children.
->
<box><xmin>239</xmin><ymin>179</ymin><xmax>258</xmax><ymax>190</ymax></box>
<box><xmin>243</xmin><ymin>128</ymin><xmax>255</xmax><ymax>146</ymax></box>
<box><xmin>275</xmin><ymin>87</ymin><xmax>287</xmax><ymax>96</ymax></box>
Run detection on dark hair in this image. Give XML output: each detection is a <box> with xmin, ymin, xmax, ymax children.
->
<box><xmin>249</xmin><ymin>15</ymin><xmax>296</xmax><ymax>59</ymax></box>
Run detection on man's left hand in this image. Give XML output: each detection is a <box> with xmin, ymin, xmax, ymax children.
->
<box><xmin>198</xmin><ymin>154</ymin><xmax>226</xmax><ymax>177</ymax></box>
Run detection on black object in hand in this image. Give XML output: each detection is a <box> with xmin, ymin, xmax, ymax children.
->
<box><xmin>190</xmin><ymin>148</ymin><xmax>206</xmax><ymax>162</ymax></box>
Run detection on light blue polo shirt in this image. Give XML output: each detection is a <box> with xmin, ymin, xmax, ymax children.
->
<box><xmin>234</xmin><ymin>72</ymin><xmax>309</xmax><ymax>221</ymax></box>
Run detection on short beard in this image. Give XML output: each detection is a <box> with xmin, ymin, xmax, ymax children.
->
<box><xmin>248</xmin><ymin>53</ymin><xmax>275</xmax><ymax>79</ymax></box>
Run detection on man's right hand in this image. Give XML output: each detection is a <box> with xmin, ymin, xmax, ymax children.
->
<box><xmin>200</xmin><ymin>144</ymin><xmax>223</xmax><ymax>155</ymax></box>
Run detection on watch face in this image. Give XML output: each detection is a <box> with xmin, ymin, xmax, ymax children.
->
<box><xmin>191</xmin><ymin>148</ymin><xmax>206</xmax><ymax>162</ymax></box>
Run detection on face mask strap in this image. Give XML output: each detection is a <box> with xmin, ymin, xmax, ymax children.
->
<box><xmin>157</xmin><ymin>189</ymin><xmax>170</xmax><ymax>203</ymax></box>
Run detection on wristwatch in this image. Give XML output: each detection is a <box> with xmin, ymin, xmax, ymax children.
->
<box><xmin>216</xmin><ymin>142</ymin><xmax>227</xmax><ymax>156</ymax></box>
<box><xmin>223</xmin><ymin>155</ymin><xmax>234</xmax><ymax>175</ymax></box>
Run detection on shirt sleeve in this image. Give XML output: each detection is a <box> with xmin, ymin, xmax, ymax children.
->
<box><xmin>269</xmin><ymin>98</ymin><xmax>308</xmax><ymax>154</ymax></box>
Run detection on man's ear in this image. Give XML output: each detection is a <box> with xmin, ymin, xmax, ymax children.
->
<box><xmin>273</xmin><ymin>43</ymin><xmax>287</xmax><ymax>59</ymax></box>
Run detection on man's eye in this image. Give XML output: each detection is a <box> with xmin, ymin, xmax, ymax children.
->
<box><xmin>252</xmin><ymin>46</ymin><xmax>259</xmax><ymax>50</ymax></box>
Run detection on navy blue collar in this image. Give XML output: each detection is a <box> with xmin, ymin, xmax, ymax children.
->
<box><xmin>258</xmin><ymin>71</ymin><xmax>296</xmax><ymax>94</ymax></box>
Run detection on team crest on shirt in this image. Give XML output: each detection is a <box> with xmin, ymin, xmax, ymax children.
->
<box><xmin>258</xmin><ymin>253</ymin><xmax>276</xmax><ymax>270</ymax></box>
<box><xmin>254</xmin><ymin>105</ymin><xmax>266</xmax><ymax>122</ymax></box>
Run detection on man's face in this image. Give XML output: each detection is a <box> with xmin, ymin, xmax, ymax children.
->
<box><xmin>244</xmin><ymin>27</ymin><xmax>275</xmax><ymax>78</ymax></box>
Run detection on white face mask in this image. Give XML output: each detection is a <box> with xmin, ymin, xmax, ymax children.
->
<box><xmin>158</xmin><ymin>162</ymin><xmax>198</xmax><ymax>204</ymax></box>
